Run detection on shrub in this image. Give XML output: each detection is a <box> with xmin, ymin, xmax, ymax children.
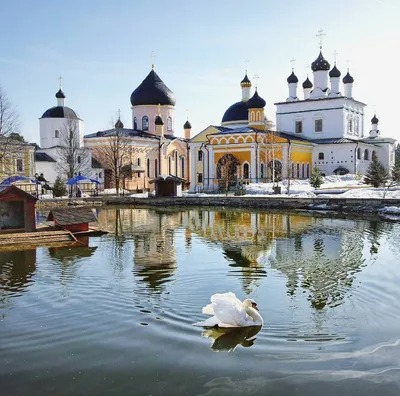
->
<box><xmin>310</xmin><ymin>167</ymin><xmax>324</xmax><ymax>189</ymax></box>
<box><xmin>53</xmin><ymin>176</ymin><xmax>67</xmax><ymax>197</ymax></box>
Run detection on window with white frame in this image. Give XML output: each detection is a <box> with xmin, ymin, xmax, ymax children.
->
<box><xmin>198</xmin><ymin>150</ymin><xmax>203</xmax><ymax>161</ymax></box>
<box><xmin>147</xmin><ymin>158</ymin><xmax>150</xmax><ymax>177</ymax></box>
<box><xmin>315</xmin><ymin>119</ymin><xmax>323</xmax><ymax>132</ymax></box>
<box><xmin>142</xmin><ymin>116</ymin><xmax>149</xmax><ymax>131</ymax></box>
<box><xmin>318</xmin><ymin>152</ymin><xmax>324</xmax><ymax>160</ymax></box>
<box><xmin>295</xmin><ymin>120</ymin><xmax>303</xmax><ymax>134</ymax></box>
<box><xmin>167</xmin><ymin>117</ymin><xmax>172</xmax><ymax>131</ymax></box>
<box><xmin>55</xmin><ymin>130</ymin><xmax>60</xmax><ymax>138</ymax></box>
<box><xmin>16</xmin><ymin>158</ymin><xmax>23</xmax><ymax>172</ymax></box>
<box><xmin>243</xmin><ymin>163</ymin><xmax>250</xmax><ymax>179</ymax></box>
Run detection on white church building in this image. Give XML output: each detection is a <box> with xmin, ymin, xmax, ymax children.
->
<box><xmin>275</xmin><ymin>45</ymin><xmax>396</xmax><ymax>176</ymax></box>
<box><xmin>35</xmin><ymin>85</ymin><xmax>103</xmax><ymax>185</ymax></box>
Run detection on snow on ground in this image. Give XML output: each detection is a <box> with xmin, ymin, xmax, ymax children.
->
<box><xmin>183</xmin><ymin>174</ymin><xmax>400</xmax><ymax>200</ymax></box>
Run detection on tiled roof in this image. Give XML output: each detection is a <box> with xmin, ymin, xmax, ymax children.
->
<box><xmin>84</xmin><ymin>128</ymin><xmax>159</xmax><ymax>139</ymax></box>
<box><xmin>35</xmin><ymin>152</ymin><xmax>56</xmax><ymax>162</ymax></box>
<box><xmin>47</xmin><ymin>207</ymin><xmax>97</xmax><ymax>226</ymax></box>
<box><xmin>312</xmin><ymin>138</ymin><xmax>358</xmax><ymax>144</ymax></box>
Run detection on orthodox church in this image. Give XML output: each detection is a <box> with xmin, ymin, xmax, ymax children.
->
<box><xmin>189</xmin><ymin>44</ymin><xmax>396</xmax><ymax>192</ymax></box>
<box><xmin>35</xmin><ymin>84</ymin><xmax>102</xmax><ymax>184</ymax></box>
<box><xmin>84</xmin><ymin>64</ymin><xmax>190</xmax><ymax>191</ymax></box>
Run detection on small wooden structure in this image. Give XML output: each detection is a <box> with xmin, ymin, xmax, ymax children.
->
<box><xmin>47</xmin><ymin>207</ymin><xmax>97</xmax><ymax>233</ymax></box>
<box><xmin>0</xmin><ymin>185</ymin><xmax>37</xmax><ymax>233</ymax></box>
<box><xmin>149</xmin><ymin>175</ymin><xmax>185</xmax><ymax>197</ymax></box>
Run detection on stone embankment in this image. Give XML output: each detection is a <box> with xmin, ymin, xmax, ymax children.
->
<box><xmin>36</xmin><ymin>195</ymin><xmax>400</xmax><ymax>216</ymax></box>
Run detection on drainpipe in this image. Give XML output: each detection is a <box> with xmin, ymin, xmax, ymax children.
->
<box><xmin>354</xmin><ymin>142</ymin><xmax>358</xmax><ymax>174</ymax></box>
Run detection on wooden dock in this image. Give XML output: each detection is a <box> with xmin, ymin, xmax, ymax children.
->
<box><xmin>0</xmin><ymin>230</ymin><xmax>79</xmax><ymax>251</ymax></box>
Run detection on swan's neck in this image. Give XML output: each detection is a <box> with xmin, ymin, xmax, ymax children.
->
<box><xmin>245</xmin><ymin>307</ymin><xmax>263</xmax><ymax>325</ymax></box>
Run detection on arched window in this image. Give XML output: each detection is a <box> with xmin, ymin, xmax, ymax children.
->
<box><xmin>318</xmin><ymin>152</ymin><xmax>324</xmax><ymax>160</ymax></box>
<box><xmin>306</xmin><ymin>163</ymin><xmax>310</xmax><ymax>178</ymax></box>
<box><xmin>142</xmin><ymin>116</ymin><xmax>149</xmax><ymax>131</ymax></box>
<box><xmin>147</xmin><ymin>158</ymin><xmax>150</xmax><ymax>177</ymax></box>
<box><xmin>198</xmin><ymin>150</ymin><xmax>203</xmax><ymax>161</ymax></box>
<box><xmin>357</xmin><ymin>147</ymin><xmax>361</xmax><ymax>159</ymax></box>
<box><xmin>167</xmin><ymin>117</ymin><xmax>172</xmax><ymax>131</ymax></box>
<box><xmin>296</xmin><ymin>163</ymin><xmax>300</xmax><ymax>178</ymax></box>
<box><xmin>181</xmin><ymin>157</ymin><xmax>185</xmax><ymax>178</ymax></box>
<box><xmin>155</xmin><ymin>159</ymin><xmax>158</xmax><ymax>177</ymax></box>
<box><xmin>260</xmin><ymin>163</ymin><xmax>265</xmax><ymax>179</ymax></box>
<box><xmin>301</xmin><ymin>164</ymin><xmax>305</xmax><ymax>178</ymax></box>
<box><xmin>54</xmin><ymin>130</ymin><xmax>59</xmax><ymax>138</ymax></box>
<box><xmin>133</xmin><ymin>117</ymin><xmax>138</xmax><ymax>130</ymax></box>
<box><xmin>291</xmin><ymin>163</ymin><xmax>295</xmax><ymax>178</ymax></box>
<box><xmin>243</xmin><ymin>163</ymin><xmax>250</xmax><ymax>179</ymax></box>
<box><xmin>168</xmin><ymin>156</ymin><xmax>171</xmax><ymax>174</ymax></box>
<box><xmin>372</xmin><ymin>150</ymin><xmax>376</xmax><ymax>160</ymax></box>
<box><xmin>349</xmin><ymin>119</ymin><xmax>353</xmax><ymax>133</ymax></box>
<box><xmin>137</xmin><ymin>158</ymin><xmax>141</xmax><ymax>166</ymax></box>
<box><xmin>364</xmin><ymin>149</ymin><xmax>369</xmax><ymax>160</ymax></box>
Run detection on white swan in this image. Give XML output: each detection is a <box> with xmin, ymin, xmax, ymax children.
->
<box><xmin>193</xmin><ymin>292</ymin><xmax>263</xmax><ymax>328</ymax></box>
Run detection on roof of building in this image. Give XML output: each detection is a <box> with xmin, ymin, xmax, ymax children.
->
<box><xmin>240</xmin><ymin>73</ymin><xmax>251</xmax><ymax>87</ymax></box>
<box><xmin>221</xmin><ymin>100</ymin><xmax>249</xmax><ymax>123</ymax></box>
<box><xmin>149</xmin><ymin>175</ymin><xmax>186</xmax><ymax>184</ymax></box>
<box><xmin>312</xmin><ymin>137</ymin><xmax>358</xmax><ymax>144</ymax></box>
<box><xmin>34</xmin><ymin>152</ymin><xmax>56</xmax><ymax>162</ymax></box>
<box><xmin>247</xmin><ymin>89</ymin><xmax>266</xmax><ymax>109</ymax></box>
<box><xmin>329</xmin><ymin>64</ymin><xmax>341</xmax><ymax>78</ymax></box>
<box><xmin>343</xmin><ymin>71</ymin><xmax>354</xmax><ymax>84</ymax></box>
<box><xmin>184</xmin><ymin>120</ymin><xmax>192</xmax><ymax>129</ymax></box>
<box><xmin>41</xmin><ymin>106</ymin><xmax>80</xmax><ymax>120</ymax></box>
<box><xmin>84</xmin><ymin>128</ymin><xmax>160</xmax><ymax>140</ymax></box>
<box><xmin>287</xmin><ymin>71</ymin><xmax>299</xmax><ymax>84</ymax></box>
<box><xmin>55</xmin><ymin>89</ymin><xmax>66</xmax><ymax>99</ymax></box>
<box><xmin>0</xmin><ymin>185</ymin><xmax>38</xmax><ymax>201</ymax></box>
<box><xmin>115</xmin><ymin>119</ymin><xmax>124</xmax><ymax>129</ymax></box>
<box><xmin>130</xmin><ymin>69</ymin><xmax>176</xmax><ymax>106</ymax></box>
<box><xmin>371</xmin><ymin>114</ymin><xmax>379</xmax><ymax>124</ymax></box>
<box><xmin>302</xmin><ymin>76</ymin><xmax>313</xmax><ymax>89</ymax></box>
<box><xmin>311</xmin><ymin>50</ymin><xmax>330</xmax><ymax>71</ymax></box>
<box><xmin>47</xmin><ymin>207</ymin><xmax>97</xmax><ymax>226</ymax></box>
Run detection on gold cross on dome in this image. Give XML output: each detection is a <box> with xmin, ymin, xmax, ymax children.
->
<box><xmin>253</xmin><ymin>74</ymin><xmax>259</xmax><ymax>88</ymax></box>
<box><xmin>333</xmin><ymin>50</ymin><xmax>339</xmax><ymax>63</ymax></box>
<box><xmin>290</xmin><ymin>57</ymin><xmax>296</xmax><ymax>71</ymax></box>
<box><xmin>316</xmin><ymin>29</ymin><xmax>326</xmax><ymax>49</ymax></box>
<box><xmin>244</xmin><ymin>59</ymin><xmax>250</xmax><ymax>73</ymax></box>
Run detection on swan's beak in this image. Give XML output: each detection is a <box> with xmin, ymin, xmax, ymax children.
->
<box><xmin>252</xmin><ymin>303</ymin><xmax>259</xmax><ymax>311</ymax></box>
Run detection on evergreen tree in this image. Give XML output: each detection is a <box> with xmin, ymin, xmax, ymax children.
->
<box><xmin>310</xmin><ymin>167</ymin><xmax>324</xmax><ymax>189</ymax></box>
<box><xmin>53</xmin><ymin>176</ymin><xmax>67</xmax><ymax>197</ymax></box>
<box><xmin>363</xmin><ymin>154</ymin><xmax>388</xmax><ymax>187</ymax></box>
<box><xmin>391</xmin><ymin>157</ymin><xmax>400</xmax><ymax>184</ymax></box>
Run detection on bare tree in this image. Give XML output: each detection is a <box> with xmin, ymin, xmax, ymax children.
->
<box><xmin>56</xmin><ymin>117</ymin><xmax>91</xmax><ymax>179</ymax></box>
<box><xmin>92</xmin><ymin>127</ymin><xmax>131</xmax><ymax>195</ymax></box>
<box><xmin>0</xmin><ymin>84</ymin><xmax>21</xmax><ymax>163</ymax></box>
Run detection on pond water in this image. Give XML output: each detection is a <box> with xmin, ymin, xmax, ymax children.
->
<box><xmin>1</xmin><ymin>207</ymin><xmax>400</xmax><ymax>395</ymax></box>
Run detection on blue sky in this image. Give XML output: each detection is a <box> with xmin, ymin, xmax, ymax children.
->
<box><xmin>1</xmin><ymin>0</ymin><xmax>399</xmax><ymax>142</ymax></box>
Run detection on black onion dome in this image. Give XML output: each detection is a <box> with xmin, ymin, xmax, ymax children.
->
<box><xmin>41</xmin><ymin>106</ymin><xmax>79</xmax><ymax>119</ymax></box>
<box><xmin>247</xmin><ymin>89</ymin><xmax>266</xmax><ymax>109</ymax></box>
<box><xmin>130</xmin><ymin>69</ymin><xmax>176</xmax><ymax>106</ymax></box>
<box><xmin>55</xmin><ymin>89</ymin><xmax>66</xmax><ymax>99</ymax></box>
<box><xmin>240</xmin><ymin>73</ymin><xmax>251</xmax><ymax>87</ymax></box>
<box><xmin>329</xmin><ymin>64</ymin><xmax>341</xmax><ymax>78</ymax></box>
<box><xmin>184</xmin><ymin>120</ymin><xmax>192</xmax><ymax>129</ymax></box>
<box><xmin>343</xmin><ymin>71</ymin><xmax>354</xmax><ymax>84</ymax></box>
<box><xmin>222</xmin><ymin>101</ymin><xmax>249</xmax><ymax>123</ymax></box>
<box><xmin>371</xmin><ymin>114</ymin><xmax>379</xmax><ymax>124</ymax></box>
<box><xmin>155</xmin><ymin>115</ymin><xmax>164</xmax><ymax>126</ymax></box>
<box><xmin>287</xmin><ymin>71</ymin><xmax>299</xmax><ymax>84</ymax></box>
<box><xmin>311</xmin><ymin>51</ymin><xmax>330</xmax><ymax>71</ymax></box>
<box><xmin>302</xmin><ymin>76</ymin><xmax>313</xmax><ymax>89</ymax></box>
<box><xmin>115</xmin><ymin>119</ymin><xmax>124</xmax><ymax>129</ymax></box>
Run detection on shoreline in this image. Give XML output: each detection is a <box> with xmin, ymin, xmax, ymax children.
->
<box><xmin>36</xmin><ymin>195</ymin><xmax>400</xmax><ymax>217</ymax></box>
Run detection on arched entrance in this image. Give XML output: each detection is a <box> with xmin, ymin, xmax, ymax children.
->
<box><xmin>267</xmin><ymin>160</ymin><xmax>282</xmax><ymax>182</ymax></box>
<box><xmin>216</xmin><ymin>154</ymin><xmax>240</xmax><ymax>191</ymax></box>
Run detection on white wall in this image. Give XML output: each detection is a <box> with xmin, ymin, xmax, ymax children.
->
<box><xmin>39</xmin><ymin>118</ymin><xmax>84</xmax><ymax>149</ymax></box>
<box><xmin>275</xmin><ymin>97</ymin><xmax>365</xmax><ymax>140</ymax></box>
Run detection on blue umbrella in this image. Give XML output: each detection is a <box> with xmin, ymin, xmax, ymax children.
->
<box><xmin>66</xmin><ymin>175</ymin><xmax>101</xmax><ymax>185</ymax></box>
<box><xmin>0</xmin><ymin>175</ymin><xmax>41</xmax><ymax>185</ymax></box>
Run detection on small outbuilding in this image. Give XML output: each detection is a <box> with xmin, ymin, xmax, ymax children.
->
<box><xmin>149</xmin><ymin>175</ymin><xmax>185</xmax><ymax>197</ymax></box>
<box><xmin>47</xmin><ymin>207</ymin><xmax>97</xmax><ymax>233</ymax></box>
<box><xmin>0</xmin><ymin>185</ymin><xmax>37</xmax><ymax>233</ymax></box>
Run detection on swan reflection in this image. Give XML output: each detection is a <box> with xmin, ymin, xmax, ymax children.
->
<box><xmin>202</xmin><ymin>325</ymin><xmax>262</xmax><ymax>352</ymax></box>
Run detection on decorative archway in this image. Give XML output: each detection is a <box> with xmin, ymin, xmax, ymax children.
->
<box><xmin>216</xmin><ymin>154</ymin><xmax>240</xmax><ymax>188</ymax></box>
